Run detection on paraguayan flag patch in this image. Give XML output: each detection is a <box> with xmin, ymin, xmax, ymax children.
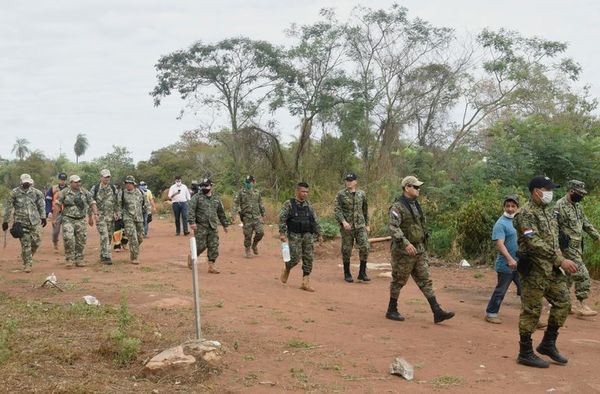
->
<box><xmin>523</xmin><ymin>228</ymin><xmax>534</xmax><ymax>237</ymax></box>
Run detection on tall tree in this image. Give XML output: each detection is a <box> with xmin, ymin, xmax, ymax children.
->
<box><xmin>74</xmin><ymin>133</ymin><xmax>89</xmax><ymax>164</ymax></box>
<box><xmin>11</xmin><ymin>138</ymin><xmax>31</xmax><ymax>161</ymax></box>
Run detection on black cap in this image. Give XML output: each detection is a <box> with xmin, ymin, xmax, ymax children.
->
<box><xmin>503</xmin><ymin>194</ymin><xmax>520</xmax><ymax>206</ymax></box>
<box><xmin>58</xmin><ymin>172</ymin><xmax>67</xmax><ymax>180</ymax></box>
<box><xmin>199</xmin><ymin>178</ymin><xmax>213</xmax><ymax>187</ymax></box>
<box><xmin>528</xmin><ymin>175</ymin><xmax>560</xmax><ymax>192</ymax></box>
<box><xmin>245</xmin><ymin>175</ymin><xmax>255</xmax><ymax>182</ymax></box>
<box><xmin>344</xmin><ymin>172</ymin><xmax>357</xmax><ymax>181</ymax></box>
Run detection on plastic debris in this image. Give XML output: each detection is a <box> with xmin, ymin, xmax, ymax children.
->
<box><xmin>390</xmin><ymin>357</ymin><xmax>414</xmax><ymax>381</ymax></box>
<box><xmin>82</xmin><ymin>295</ymin><xmax>100</xmax><ymax>306</ymax></box>
<box><xmin>460</xmin><ymin>259</ymin><xmax>471</xmax><ymax>267</ymax></box>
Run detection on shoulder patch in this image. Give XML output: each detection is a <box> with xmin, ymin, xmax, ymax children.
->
<box><xmin>523</xmin><ymin>228</ymin><xmax>535</xmax><ymax>237</ymax></box>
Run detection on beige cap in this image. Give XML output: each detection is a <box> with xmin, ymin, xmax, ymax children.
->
<box><xmin>100</xmin><ymin>169</ymin><xmax>111</xmax><ymax>177</ymax></box>
<box><xmin>20</xmin><ymin>173</ymin><xmax>34</xmax><ymax>184</ymax></box>
<box><xmin>401</xmin><ymin>176</ymin><xmax>424</xmax><ymax>188</ymax></box>
<box><xmin>69</xmin><ymin>175</ymin><xmax>81</xmax><ymax>182</ymax></box>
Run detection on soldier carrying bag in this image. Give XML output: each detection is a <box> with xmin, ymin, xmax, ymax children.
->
<box><xmin>9</xmin><ymin>222</ymin><xmax>24</xmax><ymax>239</ymax></box>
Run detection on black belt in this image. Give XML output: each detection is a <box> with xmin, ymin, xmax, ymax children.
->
<box><xmin>65</xmin><ymin>215</ymin><xmax>85</xmax><ymax>220</ymax></box>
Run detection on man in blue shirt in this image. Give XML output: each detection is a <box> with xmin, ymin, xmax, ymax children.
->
<box><xmin>485</xmin><ymin>195</ymin><xmax>522</xmax><ymax>324</ymax></box>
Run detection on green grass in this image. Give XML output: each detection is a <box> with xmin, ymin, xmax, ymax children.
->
<box><xmin>287</xmin><ymin>339</ymin><xmax>314</xmax><ymax>349</ymax></box>
<box><xmin>430</xmin><ymin>375</ymin><xmax>463</xmax><ymax>389</ymax></box>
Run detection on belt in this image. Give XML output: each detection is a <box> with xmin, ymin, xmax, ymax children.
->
<box><xmin>65</xmin><ymin>215</ymin><xmax>85</xmax><ymax>220</ymax></box>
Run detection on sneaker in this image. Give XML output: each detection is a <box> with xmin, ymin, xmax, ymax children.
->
<box><xmin>485</xmin><ymin>315</ymin><xmax>502</xmax><ymax>324</ymax></box>
<box><xmin>23</xmin><ymin>266</ymin><xmax>32</xmax><ymax>273</ymax></box>
<box><xmin>131</xmin><ymin>259</ymin><xmax>140</xmax><ymax>265</ymax></box>
<box><xmin>576</xmin><ymin>301</ymin><xmax>598</xmax><ymax>317</ymax></box>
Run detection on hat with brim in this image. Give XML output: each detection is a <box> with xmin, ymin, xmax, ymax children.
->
<box><xmin>503</xmin><ymin>194</ymin><xmax>520</xmax><ymax>206</ymax></box>
<box><xmin>124</xmin><ymin>175</ymin><xmax>136</xmax><ymax>184</ymax></box>
<box><xmin>344</xmin><ymin>172</ymin><xmax>357</xmax><ymax>181</ymax></box>
<box><xmin>528</xmin><ymin>175</ymin><xmax>560</xmax><ymax>192</ymax></box>
<box><xmin>401</xmin><ymin>176</ymin><xmax>424</xmax><ymax>188</ymax></box>
<box><xmin>69</xmin><ymin>175</ymin><xmax>81</xmax><ymax>183</ymax></box>
<box><xmin>20</xmin><ymin>173</ymin><xmax>34</xmax><ymax>184</ymax></box>
<box><xmin>568</xmin><ymin>180</ymin><xmax>587</xmax><ymax>195</ymax></box>
<box><xmin>100</xmin><ymin>169</ymin><xmax>111</xmax><ymax>177</ymax></box>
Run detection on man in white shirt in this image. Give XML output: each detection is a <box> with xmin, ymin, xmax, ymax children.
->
<box><xmin>168</xmin><ymin>176</ymin><xmax>191</xmax><ymax>236</ymax></box>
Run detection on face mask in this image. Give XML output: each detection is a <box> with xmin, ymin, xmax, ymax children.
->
<box><xmin>244</xmin><ymin>182</ymin><xmax>253</xmax><ymax>190</ymax></box>
<box><xmin>503</xmin><ymin>212</ymin><xmax>515</xmax><ymax>219</ymax></box>
<box><xmin>22</xmin><ymin>183</ymin><xmax>31</xmax><ymax>190</ymax></box>
<box><xmin>139</xmin><ymin>185</ymin><xmax>147</xmax><ymax>192</ymax></box>
<box><xmin>571</xmin><ymin>193</ymin><xmax>584</xmax><ymax>203</ymax></box>
<box><xmin>176</xmin><ymin>181</ymin><xmax>182</xmax><ymax>186</ymax></box>
<box><xmin>201</xmin><ymin>188</ymin><xmax>211</xmax><ymax>195</ymax></box>
<box><xmin>541</xmin><ymin>190</ymin><xmax>553</xmax><ymax>205</ymax></box>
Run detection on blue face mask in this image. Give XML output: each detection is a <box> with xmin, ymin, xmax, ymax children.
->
<box><xmin>244</xmin><ymin>182</ymin><xmax>253</xmax><ymax>190</ymax></box>
<box><xmin>139</xmin><ymin>185</ymin><xmax>147</xmax><ymax>192</ymax></box>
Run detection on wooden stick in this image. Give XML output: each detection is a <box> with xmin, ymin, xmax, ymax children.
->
<box><xmin>368</xmin><ymin>236</ymin><xmax>391</xmax><ymax>243</ymax></box>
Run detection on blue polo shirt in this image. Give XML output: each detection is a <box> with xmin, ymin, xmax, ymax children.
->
<box><xmin>491</xmin><ymin>215</ymin><xmax>518</xmax><ymax>273</ymax></box>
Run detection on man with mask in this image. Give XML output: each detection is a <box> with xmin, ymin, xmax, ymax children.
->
<box><xmin>231</xmin><ymin>175</ymin><xmax>266</xmax><ymax>258</ymax></box>
<box><xmin>45</xmin><ymin>172</ymin><xmax>68</xmax><ymax>250</ymax></box>
<box><xmin>485</xmin><ymin>195</ymin><xmax>522</xmax><ymax>324</ymax></box>
<box><xmin>138</xmin><ymin>181</ymin><xmax>156</xmax><ymax>238</ymax></box>
<box><xmin>555</xmin><ymin>179</ymin><xmax>600</xmax><ymax>317</ymax></box>
<box><xmin>334</xmin><ymin>172</ymin><xmax>370</xmax><ymax>283</ymax></box>
<box><xmin>513</xmin><ymin>175</ymin><xmax>578</xmax><ymax>368</ymax></box>
<box><xmin>90</xmin><ymin>169</ymin><xmax>119</xmax><ymax>264</ymax></box>
<box><xmin>3</xmin><ymin>174</ymin><xmax>46</xmax><ymax>273</ymax></box>
<box><xmin>168</xmin><ymin>176</ymin><xmax>191</xmax><ymax>236</ymax></box>
<box><xmin>121</xmin><ymin>176</ymin><xmax>147</xmax><ymax>264</ymax></box>
<box><xmin>188</xmin><ymin>178</ymin><xmax>229</xmax><ymax>274</ymax></box>
<box><xmin>385</xmin><ymin>176</ymin><xmax>454</xmax><ymax>324</ymax></box>
<box><xmin>54</xmin><ymin>175</ymin><xmax>98</xmax><ymax>268</ymax></box>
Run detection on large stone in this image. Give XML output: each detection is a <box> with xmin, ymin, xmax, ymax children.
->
<box><xmin>390</xmin><ymin>357</ymin><xmax>414</xmax><ymax>381</ymax></box>
<box><xmin>183</xmin><ymin>339</ymin><xmax>222</xmax><ymax>366</ymax></box>
<box><xmin>144</xmin><ymin>345</ymin><xmax>196</xmax><ymax>376</ymax></box>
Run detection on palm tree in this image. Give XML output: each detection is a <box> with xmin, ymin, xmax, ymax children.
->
<box><xmin>74</xmin><ymin>133</ymin><xmax>89</xmax><ymax>164</ymax></box>
<box><xmin>11</xmin><ymin>138</ymin><xmax>30</xmax><ymax>160</ymax></box>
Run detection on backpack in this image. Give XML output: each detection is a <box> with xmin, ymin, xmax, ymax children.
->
<box><xmin>93</xmin><ymin>182</ymin><xmax>117</xmax><ymax>201</ymax></box>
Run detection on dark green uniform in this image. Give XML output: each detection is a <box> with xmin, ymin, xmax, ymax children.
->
<box><xmin>188</xmin><ymin>193</ymin><xmax>228</xmax><ymax>262</ymax></box>
<box><xmin>334</xmin><ymin>189</ymin><xmax>369</xmax><ymax>263</ymax></box>
<box><xmin>232</xmin><ymin>187</ymin><xmax>265</xmax><ymax>250</ymax></box>
<box><xmin>279</xmin><ymin>199</ymin><xmax>321</xmax><ymax>275</ymax></box>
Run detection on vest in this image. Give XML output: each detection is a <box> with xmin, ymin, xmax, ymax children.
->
<box><xmin>287</xmin><ymin>199</ymin><xmax>315</xmax><ymax>234</ymax></box>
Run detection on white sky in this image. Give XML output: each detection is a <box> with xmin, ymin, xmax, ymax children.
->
<box><xmin>1</xmin><ymin>0</ymin><xmax>599</xmax><ymax>162</ymax></box>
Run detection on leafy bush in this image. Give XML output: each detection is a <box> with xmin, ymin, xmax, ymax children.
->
<box><xmin>319</xmin><ymin>218</ymin><xmax>340</xmax><ymax>240</ymax></box>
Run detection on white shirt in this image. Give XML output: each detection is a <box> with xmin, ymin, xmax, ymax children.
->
<box><xmin>168</xmin><ymin>183</ymin><xmax>191</xmax><ymax>203</ymax></box>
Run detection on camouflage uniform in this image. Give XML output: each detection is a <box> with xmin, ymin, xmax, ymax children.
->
<box><xmin>90</xmin><ymin>183</ymin><xmax>119</xmax><ymax>260</ymax></box>
<box><xmin>121</xmin><ymin>188</ymin><xmax>147</xmax><ymax>262</ymax></box>
<box><xmin>388</xmin><ymin>195</ymin><xmax>433</xmax><ymax>299</ymax></box>
<box><xmin>3</xmin><ymin>185</ymin><xmax>45</xmax><ymax>270</ymax></box>
<box><xmin>188</xmin><ymin>192</ymin><xmax>228</xmax><ymax>262</ymax></box>
<box><xmin>334</xmin><ymin>189</ymin><xmax>369</xmax><ymax>263</ymax></box>
<box><xmin>279</xmin><ymin>199</ymin><xmax>321</xmax><ymax>275</ymax></box>
<box><xmin>232</xmin><ymin>187</ymin><xmax>266</xmax><ymax>250</ymax></box>
<box><xmin>57</xmin><ymin>186</ymin><xmax>95</xmax><ymax>265</ymax></box>
<box><xmin>514</xmin><ymin>200</ymin><xmax>570</xmax><ymax>335</ymax></box>
<box><xmin>555</xmin><ymin>194</ymin><xmax>599</xmax><ymax>302</ymax></box>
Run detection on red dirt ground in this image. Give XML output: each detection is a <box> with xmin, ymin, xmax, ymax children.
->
<box><xmin>1</xmin><ymin>219</ymin><xmax>599</xmax><ymax>393</ymax></box>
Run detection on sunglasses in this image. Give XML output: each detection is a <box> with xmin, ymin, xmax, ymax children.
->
<box><xmin>409</xmin><ymin>185</ymin><xmax>420</xmax><ymax>190</ymax></box>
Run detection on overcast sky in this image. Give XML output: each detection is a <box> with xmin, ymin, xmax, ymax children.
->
<box><xmin>1</xmin><ymin>0</ymin><xmax>599</xmax><ymax>163</ymax></box>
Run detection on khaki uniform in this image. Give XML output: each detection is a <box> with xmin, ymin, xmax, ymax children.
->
<box><xmin>121</xmin><ymin>189</ymin><xmax>147</xmax><ymax>262</ymax></box>
<box><xmin>90</xmin><ymin>183</ymin><xmax>120</xmax><ymax>260</ymax></box>
<box><xmin>56</xmin><ymin>187</ymin><xmax>95</xmax><ymax>265</ymax></box>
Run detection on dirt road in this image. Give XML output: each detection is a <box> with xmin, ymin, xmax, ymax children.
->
<box><xmin>1</xmin><ymin>219</ymin><xmax>599</xmax><ymax>393</ymax></box>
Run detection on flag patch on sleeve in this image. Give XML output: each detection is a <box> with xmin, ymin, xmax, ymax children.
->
<box><xmin>523</xmin><ymin>228</ymin><xmax>534</xmax><ymax>237</ymax></box>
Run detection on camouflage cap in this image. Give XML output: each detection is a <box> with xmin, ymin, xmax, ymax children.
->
<box><xmin>124</xmin><ymin>175</ymin><xmax>136</xmax><ymax>184</ymax></box>
<box><xmin>401</xmin><ymin>175</ymin><xmax>424</xmax><ymax>188</ymax></box>
<box><xmin>69</xmin><ymin>175</ymin><xmax>81</xmax><ymax>183</ymax></box>
<box><xmin>568</xmin><ymin>179</ymin><xmax>587</xmax><ymax>195</ymax></box>
<box><xmin>503</xmin><ymin>194</ymin><xmax>520</xmax><ymax>206</ymax></box>
<box><xmin>20</xmin><ymin>173</ymin><xmax>34</xmax><ymax>184</ymax></box>
<box><xmin>100</xmin><ymin>169</ymin><xmax>111</xmax><ymax>177</ymax></box>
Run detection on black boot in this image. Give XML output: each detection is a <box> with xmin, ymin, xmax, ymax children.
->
<box><xmin>357</xmin><ymin>261</ymin><xmax>371</xmax><ymax>281</ymax></box>
<box><xmin>385</xmin><ymin>298</ymin><xmax>405</xmax><ymax>321</ymax></box>
<box><xmin>518</xmin><ymin>334</ymin><xmax>550</xmax><ymax>368</ymax></box>
<box><xmin>427</xmin><ymin>296</ymin><xmax>455</xmax><ymax>324</ymax></box>
<box><xmin>343</xmin><ymin>262</ymin><xmax>354</xmax><ymax>283</ymax></box>
<box><xmin>536</xmin><ymin>325</ymin><xmax>568</xmax><ymax>364</ymax></box>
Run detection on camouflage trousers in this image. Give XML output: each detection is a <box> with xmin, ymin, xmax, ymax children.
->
<box><xmin>389</xmin><ymin>248</ymin><xmax>434</xmax><ymax>300</ymax></box>
<box><xmin>519</xmin><ymin>268</ymin><xmax>570</xmax><ymax>335</ymax></box>
<box><xmin>242</xmin><ymin>218</ymin><xmax>264</xmax><ymax>248</ymax></box>
<box><xmin>564</xmin><ymin>250</ymin><xmax>590</xmax><ymax>301</ymax></box>
<box><xmin>341</xmin><ymin>227</ymin><xmax>369</xmax><ymax>263</ymax></box>
<box><xmin>124</xmin><ymin>220</ymin><xmax>144</xmax><ymax>261</ymax></box>
<box><xmin>286</xmin><ymin>232</ymin><xmax>314</xmax><ymax>275</ymax></box>
<box><xmin>195</xmin><ymin>227</ymin><xmax>219</xmax><ymax>262</ymax></box>
<box><xmin>19</xmin><ymin>224</ymin><xmax>40</xmax><ymax>267</ymax></box>
<box><xmin>96</xmin><ymin>217</ymin><xmax>115</xmax><ymax>259</ymax></box>
<box><xmin>52</xmin><ymin>213</ymin><xmax>63</xmax><ymax>246</ymax></box>
<box><xmin>62</xmin><ymin>216</ymin><xmax>87</xmax><ymax>263</ymax></box>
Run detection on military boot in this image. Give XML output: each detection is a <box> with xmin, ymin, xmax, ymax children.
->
<box><xmin>245</xmin><ymin>247</ymin><xmax>252</xmax><ymax>258</ymax></box>
<box><xmin>427</xmin><ymin>296</ymin><xmax>455</xmax><ymax>324</ymax></box>
<box><xmin>343</xmin><ymin>262</ymin><xmax>353</xmax><ymax>283</ymax></box>
<box><xmin>357</xmin><ymin>261</ymin><xmax>371</xmax><ymax>281</ymax></box>
<box><xmin>536</xmin><ymin>326</ymin><xmax>568</xmax><ymax>364</ymax></box>
<box><xmin>252</xmin><ymin>242</ymin><xmax>259</xmax><ymax>255</ymax></box>
<box><xmin>385</xmin><ymin>298</ymin><xmax>405</xmax><ymax>321</ymax></box>
<box><xmin>574</xmin><ymin>300</ymin><xmax>597</xmax><ymax>317</ymax></box>
<box><xmin>518</xmin><ymin>334</ymin><xmax>550</xmax><ymax>368</ymax></box>
<box><xmin>300</xmin><ymin>275</ymin><xmax>315</xmax><ymax>292</ymax></box>
<box><xmin>208</xmin><ymin>261</ymin><xmax>220</xmax><ymax>274</ymax></box>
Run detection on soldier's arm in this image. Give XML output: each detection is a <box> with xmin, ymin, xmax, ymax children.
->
<box><xmin>362</xmin><ymin>191</ymin><xmax>369</xmax><ymax>226</ymax></box>
<box><xmin>389</xmin><ymin>204</ymin><xmax>410</xmax><ymax>247</ymax></box>
<box><xmin>3</xmin><ymin>192</ymin><xmax>15</xmax><ymax>223</ymax></box>
<box><xmin>187</xmin><ymin>195</ymin><xmax>197</xmax><ymax>225</ymax></box>
<box><xmin>217</xmin><ymin>198</ymin><xmax>229</xmax><ymax>227</ymax></box>
<box><xmin>258</xmin><ymin>191</ymin><xmax>266</xmax><ymax>217</ymax></box>
<box><xmin>517</xmin><ymin>211</ymin><xmax>564</xmax><ymax>268</ymax></box>
<box><xmin>311</xmin><ymin>205</ymin><xmax>322</xmax><ymax>235</ymax></box>
<box><xmin>87</xmin><ymin>192</ymin><xmax>98</xmax><ymax>216</ymax></box>
<box><xmin>36</xmin><ymin>190</ymin><xmax>45</xmax><ymax>218</ymax></box>
<box><xmin>231</xmin><ymin>192</ymin><xmax>240</xmax><ymax>217</ymax></box>
<box><xmin>279</xmin><ymin>201</ymin><xmax>291</xmax><ymax>236</ymax></box>
<box><xmin>333</xmin><ymin>191</ymin><xmax>345</xmax><ymax>224</ymax></box>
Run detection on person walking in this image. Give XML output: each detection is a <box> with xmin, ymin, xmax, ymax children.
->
<box><xmin>121</xmin><ymin>176</ymin><xmax>147</xmax><ymax>264</ymax></box>
<box><xmin>45</xmin><ymin>172</ymin><xmax>68</xmax><ymax>250</ymax></box>
<box><xmin>231</xmin><ymin>175</ymin><xmax>266</xmax><ymax>258</ymax></box>
<box><xmin>385</xmin><ymin>176</ymin><xmax>454</xmax><ymax>324</ymax></box>
<box><xmin>513</xmin><ymin>175</ymin><xmax>578</xmax><ymax>368</ymax></box>
<box><xmin>334</xmin><ymin>172</ymin><xmax>370</xmax><ymax>283</ymax></box>
<box><xmin>279</xmin><ymin>182</ymin><xmax>322</xmax><ymax>292</ymax></box>
<box><xmin>3</xmin><ymin>174</ymin><xmax>46</xmax><ymax>273</ymax></box>
<box><xmin>90</xmin><ymin>169</ymin><xmax>119</xmax><ymax>264</ymax></box>
<box><xmin>139</xmin><ymin>181</ymin><xmax>156</xmax><ymax>238</ymax></box>
<box><xmin>168</xmin><ymin>176</ymin><xmax>191</xmax><ymax>236</ymax></box>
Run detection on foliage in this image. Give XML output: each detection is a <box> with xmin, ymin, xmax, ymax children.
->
<box><xmin>11</xmin><ymin>138</ymin><xmax>30</xmax><ymax>161</ymax></box>
<box><xmin>318</xmin><ymin>218</ymin><xmax>340</xmax><ymax>240</ymax></box>
<box><xmin>108</xmin><ymin>298</ymin><xmax>141</xmax><ymax>366</ymax></box>
<box><xmin>74</xmin><ymin>133</ymin><xmax>89</xmax><ymax>164</ymax></box>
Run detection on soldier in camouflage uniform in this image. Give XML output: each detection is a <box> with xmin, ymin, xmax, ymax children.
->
<box><xmin>121</xmin><ymin>175</ymin><xmax>147</xmax><ymax>264</ymax></box>
<box><xmin>279</xmin><ymin>182</ymin><xmax>322</xmax><ymax>292</ymax></box>
<box><xmin>3</xmin><ymin>174</ymin><xmax>46</xmax><ymax>273</ymax></box>
<box><xmin>555</xmin><ymin>179</ymin><xmax>600</xmax><ymax>317</ymax></box>
<box><xmin>334</xmin><ymin>172</ymin><xmax>370</xmax><ymax>283</ymax></box>
<box><xmin>232</xmin><ymin>175</ymin><xmax>266</xmax><ymax>258</ymax></box>
<box><xmin>55</xmin><ymin>175</ymin><xmax>98</xmax><ymax>268</ymax></box>
<box><xmin>386</xmin><ymin>176</ymin><xmax>454</xmax><ymax>324</ymax></box>
<box><xmin>90</xmin><ymin>169</ymin><xmax>120</xmax><ymax>264</ymax></box>
<box><xmin>188</xmin><ymin>178</ymin><xmax>229</xmax><ymax>274</ymax></box>
<box><xmin>513</xmin><ymin>175</ymin><xmax>578</xmax><ymax>368</ymax></box>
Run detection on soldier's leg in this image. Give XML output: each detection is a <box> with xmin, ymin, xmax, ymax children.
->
<box><xmin>340</xmin><ymin>228</ymin><xmax>354</xmax><ymax>264</ymax></box>
<box><xmin>252</xmin><ymin>221</ymin><xmax>264</xmax><ymax>250</ymax></box>
<box><xmin>74</xmin><ymin>219</ymin><xmax>87</xmax><ymax>265</ymax></box>
<box><xmin>386</xmin><ymin>249</ymin><xmax>414</xmax><ymax>321</ymax></box>
<box><xmin>97</xmin><ymin>220</ymin><xmax>110</xmax><ymax>259</ymax></box>
<box><xmin>194</xmin><ymin>228</ymin><xmax>208</xmax><ymax>256</ymax></box>
<box><xmin>519</xmin><ymin>274</ymin><xmax>545</xmax><ymax>335</ymax></box>
<box><xmin>571</xmin><ymin>258</ymin><xmax>591</xmax><ymax>302</ymax></box>
<box><xmin>135</xmin><ymin>221</ymin><xmax>144</xmax><ymax>259</ymax></box>
<box><xmin>356</xmin><ymin>228</ymin><xmax>371</xmax><ymax>281</ymax></box>
<box><xmin>545</xmin><ymin>274</ymin><xmax>571</xmax><ymax>328</ymax></box>
<box><xmin>107</xmin><ymin>219</ymin><xmax>115</xmax><ymax>259</ymax></box>
<box><xmin>124</xmin><ymin>220</ymin><xmax>139</xmax><ymax>261</ymax></box>
<box><xmin>411</xmin><ymin>254</ymin><xmax>435</xmax><ymax>298</ymax></box>
<box><xmin>242</xmin><ymin>220</ymin><xmax>253</xmax><ymax>248</ymax></box>
<box><xmin>299</xmin><ymin>233</ymin><xmax>315</xmax><ymax>291</ymax></box>
<box><xmin>287</xmin><ymin>232</ymin><xmax>302</xmax><ymax>271</ymax></box>
<box><xmin>206</xmin><ymin>229</ymin><xmax>219</xmax><ymax>262</ymax></box>
<box><xmin>20</xmin><ymin>229</ymin><xmax>33</xmax><ymax>270</ymax></box>
<box><xmin>30</xmin><ymin>226</ymin><xmax>41</xmax><ymax>257</ymax></box>
<box><xmin>62</xmin><ymin>217</ymin><xmax>75</xmax><ymax>264</ymax></box>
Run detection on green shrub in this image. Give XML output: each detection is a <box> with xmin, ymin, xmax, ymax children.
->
<box><xmin>318</xmin><ymin>218</ymin><xmax>340</xmax><ymax>240</ymax></box>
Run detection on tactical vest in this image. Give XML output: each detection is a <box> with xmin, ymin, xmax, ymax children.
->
<box><xmin>287</xmin><ymin>199</ymin><xmax>315</xmax><ymax>234</ymax></box>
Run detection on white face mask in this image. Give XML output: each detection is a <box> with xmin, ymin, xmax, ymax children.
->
<box><xmin>503</xmin><ymin>212</ymin><xmax>515</xmax><ymax>219</ymax></box>
<box><xmin>176</xmin><ymin>181</ymin><xmax>182</xmax><ymax>186</ymax></box>
<box><xmin>541</xmin><ymin>190</ymin><xmax>553</xmax><ymax>205</ymax></box>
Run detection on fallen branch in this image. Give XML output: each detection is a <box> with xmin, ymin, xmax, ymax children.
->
<box><xmin>369</xmin><ymin>236</ymin><xmax>391</xmax><ymax>243</ymax></box>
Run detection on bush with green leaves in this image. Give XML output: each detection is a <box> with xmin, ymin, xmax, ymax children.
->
<box><xmin>318</xmin><ymin>218</ymin><xmax>340</xmax><ymax>240</ymax></box>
